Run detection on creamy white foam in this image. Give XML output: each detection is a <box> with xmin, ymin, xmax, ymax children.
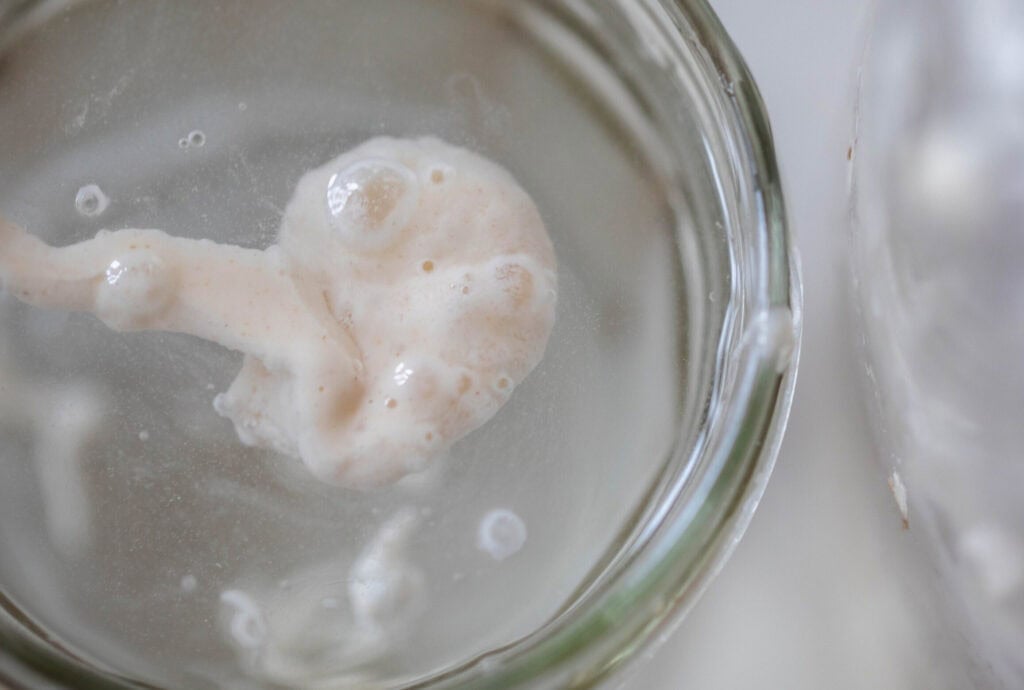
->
<box><xmin>0</xmin><ymin>137</ymin><xmax>557</xmax><ymax>488</ymax></box>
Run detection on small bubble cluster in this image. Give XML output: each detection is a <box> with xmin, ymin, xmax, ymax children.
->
<box><xmin>178</xmin><ymin>130</ymin><xmax>206</xmax><ymax>149</ymax></box>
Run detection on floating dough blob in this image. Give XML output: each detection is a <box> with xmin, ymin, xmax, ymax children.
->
<box><xmin>0</xmin><ymin>137</ymin><xmax>557</xmax><ymax>488</ymax></box>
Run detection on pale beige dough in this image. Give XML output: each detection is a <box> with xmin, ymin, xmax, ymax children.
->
<box><xmin>0</xmin><ymin>137</ymin><xmax>557</xmax><ymax>488</ymax></box>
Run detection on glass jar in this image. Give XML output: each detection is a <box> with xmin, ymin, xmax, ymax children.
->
<box><xmin>851</xmin><ymin>0</ymin><xmax>1024</xmax><ymax>685</ymax></box>
<box><xmin>0</xmin><ymin>1</ymin><xmax>799</xmax><ymax>688</ymax></box>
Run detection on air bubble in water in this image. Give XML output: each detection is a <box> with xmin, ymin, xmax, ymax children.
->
<box><xmin>477</xmin><ymin>508</ymin><xmax>527</xmax><ymax>561</ymax></box>
<box><xmin>75</xmin><ymin>184</ymin><xmax>109</xmax><ymax>218</ymax></box>
<box><xmin>326</xmin><ymin>159</ymin><xmax>418</xmax><ymax>249</ymax></box>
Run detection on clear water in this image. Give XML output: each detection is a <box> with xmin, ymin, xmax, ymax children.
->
<box><xmin>0</xmin><ymin>1</ymin><xmax>684</xmax><ymax>686</ymax></box>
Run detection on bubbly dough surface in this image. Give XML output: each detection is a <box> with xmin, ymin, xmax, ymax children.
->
<box><xmin>0</xmin><ymin>137</ymin><xmax>557</xmax><ymax>487</ymax></box>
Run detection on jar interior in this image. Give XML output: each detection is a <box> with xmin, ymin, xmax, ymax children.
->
<box><xmin>0</xmin><ymin>1</ymin><xmax>736</xmax><ymax>687</ymax></box>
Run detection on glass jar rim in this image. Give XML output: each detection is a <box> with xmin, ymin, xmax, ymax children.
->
<box><xmin>430</xmin><ymin>1</ymin><xmax>801</xmax><ymax>686</ymax></box>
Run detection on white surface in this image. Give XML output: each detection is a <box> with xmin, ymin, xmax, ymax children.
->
<box><xmin>628</xmin><ymin>2</ymin><xmax>978</xmax><ymax>688</ymax></box>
